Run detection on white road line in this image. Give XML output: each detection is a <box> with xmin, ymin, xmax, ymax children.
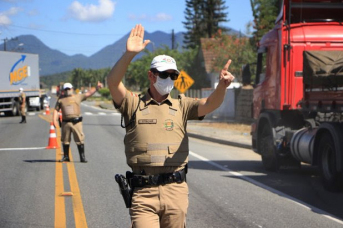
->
<box><xmin>83</xmin><ymin>112</ymin><xmax>120</xmax><ymax>116</ymax></box>
<box><xmin>0</xmin><ymin>147</ymin><xmax>46</xmax><ymax>151</ymax></box>
<box><xmin>189</xmin><ymin>151</ymin><xmax>343</xmax><ymax>225</ymax></box>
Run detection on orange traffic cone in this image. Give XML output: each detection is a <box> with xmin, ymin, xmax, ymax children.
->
<box><xmin>45</xmin><ymin>105</ymin><xmax>50</xmax><ymax>115</ymax></box>
<box><xmin>46</xmin><ymin>122</ymin><xmax>59</xmax><ymax>149</ymax></box>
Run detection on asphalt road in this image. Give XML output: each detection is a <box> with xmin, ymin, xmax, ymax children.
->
<box><xmin>0</xmin><ymin>97</ymin><xmax>343</xmax><ymax>228</ymax></box>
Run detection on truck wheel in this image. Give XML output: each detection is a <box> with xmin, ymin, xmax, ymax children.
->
<box><xmin>260</xmin><ymin>124</ymin><xmax>280</xmax><ymax>171</ymax></box>
<box><xmin>318</xmin><ymin>132</ymin><xmax>343</xmax><ymax>192</ymax></box>
<box><xmin>12</xmin><ymin>101</ymin><xmax>19</xmax><ymax>116</ymax></box>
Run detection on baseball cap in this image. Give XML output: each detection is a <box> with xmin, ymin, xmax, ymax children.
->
<box><xmin>19</xmin><ymin>88</ymin><xmax>23</xmax><ymax>92</ymax></box>
<box><xmin>63</xmin><ymin>83</ymin><xmax>73</xmax><ymax>90</ymax></box>
<box><xmin>150</xmin><ymin>55</ymin><xmax>179</xmax><ymax>74</ymax></box>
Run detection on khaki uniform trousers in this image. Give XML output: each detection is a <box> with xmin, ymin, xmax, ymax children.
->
<box><xmin>61</xmin><ymin>121</ymin><xmax>84</xmax><ymax>145</ymax></box>
<box><xmin>20</xmin><ymin>106</ymin><xmax>26</xmax><ymax>117</ymax></box>
<box><xmin>130</xmin><ymin>181</ymin><xmax>188</xmax><ymax>228</ymax></box>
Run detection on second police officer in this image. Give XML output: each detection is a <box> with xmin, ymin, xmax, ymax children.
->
<box><xmin>53</xmin><ymin>81</ymin><xmax>103</xmax><ymax>163</ymax></box>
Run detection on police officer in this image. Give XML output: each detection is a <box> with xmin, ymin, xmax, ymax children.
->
<box><xmin>107</xmin><ymin>24</ymin><xmax>235</xmax><ymax>228</ymax></box>
<box><xmin>53</xmin><ymin>81</ymin><xmax>103</xmax><ymax>163</ymax></box>
<box><xmin>18</xmin><ymin>88</ymin><xmax>26</xmax><ymax>124</ymax></box>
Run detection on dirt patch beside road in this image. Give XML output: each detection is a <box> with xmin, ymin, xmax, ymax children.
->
<box><xmin>193</xmin><ymin>122</ymin><xmax>251</xmax><ymax>133</ymax></box>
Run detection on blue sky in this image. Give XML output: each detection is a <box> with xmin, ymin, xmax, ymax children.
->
<box><xmin>0</xmin><ymin>0</ymin><xmax>254</xmax><ymax>57</ymax></box>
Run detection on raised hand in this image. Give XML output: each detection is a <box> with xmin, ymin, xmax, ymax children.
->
<box><xmin>219</xmin><ymin>59</ymin><xmax>235</xmax><ymax>88</ymax></box>
<box><xmin>126</xmin><ymin>24</ymin><xmax>151</xmax><ymax>54</ymax></box>
<box><xmin>97</xmin><ymin>81</ymin><xmax>103</xmax><ymax>89</ymax></box>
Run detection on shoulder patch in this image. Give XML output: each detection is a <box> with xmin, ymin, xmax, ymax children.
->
<box><xmin>128</xmin><ymin>91</ymin><xmax>138</xmax><ymax>97</ymax></box>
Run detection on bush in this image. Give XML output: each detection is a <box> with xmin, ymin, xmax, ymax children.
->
<box><xmin>98</xmin><ymin>88</ymin><xmax>111</xmax><ymax>99</ymax></box>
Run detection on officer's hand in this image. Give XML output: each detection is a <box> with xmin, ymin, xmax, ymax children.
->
<box><xmin>127</xmin><ymin>24</ymin><xmax>150</xmax><ymax>54</ymax></box>
<box><xmin>218</xmin><ymin>59</ymin><xmax>235</xmax><ymax>88</ymax></box>
<box><xmin>97</xmin><ymin>81</ymin><xmax>103</xmax><ymax>90</ymax></box>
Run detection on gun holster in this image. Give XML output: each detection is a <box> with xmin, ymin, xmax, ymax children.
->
<box><xmin>115</xmin><ymin>171</ymin><xmax>133</xmax><ymax>208</ymax></box>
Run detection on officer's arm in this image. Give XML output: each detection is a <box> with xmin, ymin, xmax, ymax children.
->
<box><xmin>53</xmin><ymin>109</ymin><xmax>59</xmax><ymax>128</ymax></box>
<box><xmin>84</xmin><ymin>81</ymin><xmax>103</xmax><ymax>99</ymax></box>
<box><xmin>107</xmin><ymin>53</ymin><xmax>134</xmax><ymax>106</ymax></box>
<box><xmin>198</xmin><ymin>60</ymin><xmax>234</xmax><ymax>117</ymax></box>
<box><xmin>107</xmin><ymin>24</ymin><xmax>150</xmax><ymax>106</ymax></box>
<box><xmin>22</xmin><ymin>95</ymin><xmax>26</xmax><ymax>107</ymax></box>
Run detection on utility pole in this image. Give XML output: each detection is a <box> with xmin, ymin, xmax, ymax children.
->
<box><xmin>2</xmin><ymin>37</ymin><xmax>18</xmax><ymax>51</ymax></box>
<box><xmin>2</xmin><ymin>38</ymin><xmax>8</xmax><ymax>51</ymax></box>
<box><xmin>171</xmin><ymin>29</ymin><xmax>175</xmax><ymax>50</ymax></box>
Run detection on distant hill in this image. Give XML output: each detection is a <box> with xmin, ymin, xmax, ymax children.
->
<box><xmin>0</xmin><ymin>27</ymin><xmax>243</xmax><ymax>76</ymax></box>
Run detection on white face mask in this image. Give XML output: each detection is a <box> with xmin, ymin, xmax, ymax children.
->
<box><xmin>153</xmin><ymin>76</ymin><xmax>174</xmax><ymax>96</ymax></box>
<box><xmin>65</xmin><ymin>90</ymin><xmax>73</xmax><ymax>96</ymax></box>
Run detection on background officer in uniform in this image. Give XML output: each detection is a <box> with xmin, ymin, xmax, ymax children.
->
<box><xmin>18</xmin><ymin>88</ymin><xmax>26</xmax><ymax>124</ymax></box>
<box><xmin>107</xmin><ymin>24</ymin><xmax>235</xmax><ymax>228</ymax></box>
<box><xmin>53</xmin><ymin>81</ymin><xmax>103</xmax><ymax>163</ymax></box>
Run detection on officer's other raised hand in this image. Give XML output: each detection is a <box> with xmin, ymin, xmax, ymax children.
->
<box><xmin>127</xmin><ymin>24</ymin><xmax>151</xmax><ymax>54</ymax></box>
<box><xmin>218</xmin><ymin>59</ymin><xmax>235</xmax><ymax>88</ymax></box>
<box><xmin>97</xmin><ymin>81</ymin><xmax>103</xmax><ymax>90</ymax></box>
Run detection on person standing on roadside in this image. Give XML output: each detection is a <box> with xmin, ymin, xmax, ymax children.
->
<box><xmin>52</xmin><ymin>81</ymin><xmax>103</xmax><ymax>163</ymax></box>
<box><xmin>18</xmin><ymin>88</ymin><xmax>26</xmax><ymax>124</ymax></box>
<box><xmin>107</xmin><ymin>24</ymin><xmax>235</xmax><ymax>227</ymax></box>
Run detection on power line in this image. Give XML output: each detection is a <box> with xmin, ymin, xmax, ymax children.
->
<box><xmin>5</xmin><ymin>24</ymin><xmax>123</xmax><ymax>36</ymax></box>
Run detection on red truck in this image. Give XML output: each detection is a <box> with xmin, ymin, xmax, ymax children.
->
<box><xmin>251</xmin><ymin>0</ymin><xmax>343</xmax><ymax>191</ymax></box>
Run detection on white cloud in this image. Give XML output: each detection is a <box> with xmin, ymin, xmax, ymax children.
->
<box><xmin>128</xmin><ymin>13</ymin><xmax>172</xmax><ymax>22</ymax></box>
<box><xmin>0</xmin><ymin>14</ymin><xmax>11</xmax><ymax>25</ymax></box>
<box><xmin>68</xmin><ymin>0</ymin><xmax>115</xmax><ymax>22</ymax></box>
<box><xmin>0</xmin><ymin>7</ymin><xmax>22</xmax><ymax>26</ymax></box>
<box><xmin>154</xmin><ymin>13</ymin><xmax>172</xmax><ymax>21</ymax></box>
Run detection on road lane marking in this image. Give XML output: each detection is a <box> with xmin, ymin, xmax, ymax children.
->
<box><xmin>189</xmin><ymin>151</ymin><xmax>343</xmax><ymax>225</ymax></box>
<box><xmin>67</xmin><ymin>156</ymin><xmax>88</xmax><ymax>228</ymax></box>
<box><xmin>55</xmin><ymin>142</ymin><xmax>66</xmax><ymax>228</ymax></box>
<box><xmin>0</xmin><ymin>147</ymin><xmax>46</xmax><ymax>151</ymax></box>
<box><xmin>39</xmin><ymin>113</ymin><xmax>88</xmax><ymax>228</ymax></box>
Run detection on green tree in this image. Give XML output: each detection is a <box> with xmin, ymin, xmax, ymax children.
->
<box><xmin>183</xmin><ymin>0</ymin><xmax>229</xmax><ymax>49</ymax></box>
<box><xmin>205</xmin><ymin>33</ymin><xmax>255</xmax><ymax>83</ymax></box>
<box><xmin>70</xmin><ymin>68</ymin><xmax>110</xmax><ymax>90</ymax></box>
<box><xmin>250</xmin><ymin>0</ymin><xmax>281</xmax><ymax>46</ymax></box>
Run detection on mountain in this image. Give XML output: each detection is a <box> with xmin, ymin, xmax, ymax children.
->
<box><xmin>0</xmin><ymin>27</ymin><xmax>242</xmax><ymax>76</ymax></box>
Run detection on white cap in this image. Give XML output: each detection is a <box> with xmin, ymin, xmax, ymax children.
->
<box><xmin>63</xmin><ymin>83</ymin><xmax>73</xmax><ymax>90</ymax></box>
<box><xmin>150</xmin><ymin>55</ymin><xmax>179</xmax><ymax>73</ymax></box>
<box><xmin>19</xmin><ymin>88</ymin><xmax>23</xmax><ymax>92</ymax></box>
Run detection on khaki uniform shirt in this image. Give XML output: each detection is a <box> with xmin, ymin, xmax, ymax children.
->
<box><xmin>55</xmin><ymin>94</ymin><xmax>86</xmax><ymax>120</ymax></box>
<box><xmin>116</xmin><ymin>90</ymin><xmax>203</xmax><ymax>175</ymax></box>
<box><xmin>19</xmin><ymin>92</ymin><xmax>26</xmax><ymax>116</ymax></box>
<box><xmin>19</xmin><ymin>92</ymin><xmax>26</xmax><ymax>105</ymax></box>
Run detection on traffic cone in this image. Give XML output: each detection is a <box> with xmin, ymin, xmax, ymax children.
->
<box><xmin>45</xmin><ymin>105</ymin><xmax>50</xmax><ymax>115</ymax></box>
<box><xmin>46</xmin><ymin>122</ymin><xmax>59</xmax><ymax>149</ymax></box>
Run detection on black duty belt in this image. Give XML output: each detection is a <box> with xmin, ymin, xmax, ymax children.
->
<box><xmin>130</xmin><ymin>169</ymin><xmax>186</xmax><ymax>187</ymax></box>
<box><xmin>63</xmin><ymin>117</ymin><xmax>83</xmax><ymax>123</ymax></box>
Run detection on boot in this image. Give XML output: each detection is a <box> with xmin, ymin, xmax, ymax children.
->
<box><xmin>59</xmin><ymin>144</ymin><xmax>70</xmax><ymax>162</ymax></box>
<box><xmin>19</xmin><ymin>116</ymin><xmax>26</xmax><ymax>123</ymax></box>
<box><xmin>77</xmin><ymin>144</ymin><xmax>87</xmax><ymax>163</ymax></box>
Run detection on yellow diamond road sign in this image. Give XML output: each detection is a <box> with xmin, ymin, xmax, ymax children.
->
<box><xmin>174</xmin><ymin>70</ymin><xmax>194</xmax><ymax>93</ymax></box>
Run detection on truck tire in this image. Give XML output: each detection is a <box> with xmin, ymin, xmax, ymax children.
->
<box><xmin>12</xmin><ymin>101</ymin><xmax>20</xmax><ymax>116</ymax></box>
<box><xmin>318</xmin><ymin>132</ymin><xmax>343</xmax><ymax>192</ymax></box>
<box><xmin>260</xmin><ymin>124</ymin><xmax>280</xmax><ymax>171</ymax></box>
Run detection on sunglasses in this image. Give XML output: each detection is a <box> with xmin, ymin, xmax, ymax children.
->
<box><xmin>151</xmin><ymin>69</ymin><xmax>179</xmax><ymax>81</ymax></box>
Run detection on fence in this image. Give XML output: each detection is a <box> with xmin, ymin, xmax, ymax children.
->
<box><xmin>171</xmin><ymin>87</ymin><xmax>254</xmax><ymax>124</ymax></box>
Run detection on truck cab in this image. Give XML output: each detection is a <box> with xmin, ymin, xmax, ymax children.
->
<box><xmin>251</xmin><ymin>0</ymin><xmax>343</xmax><ymax>191</ymax></box>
